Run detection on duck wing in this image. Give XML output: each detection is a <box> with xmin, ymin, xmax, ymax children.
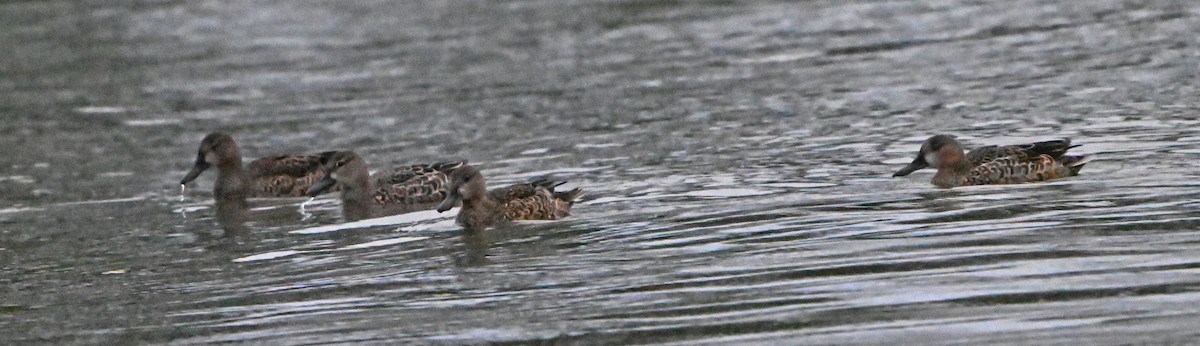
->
<box><xmin>489</xmin><ymin>179</ymin><xmax>573</xmax><ymax>221</ymax></box>
<box><xmin>966</xmin><ymin>139</ymin><xmax>1075</xmax><ymax>166</ymax></box>
<box><xmin>373</xmin><ymin>163</ymin><xmax>456</xmax><ymax>205</ymax></box>
<box><xmin>246</xmin><ymin>152</ymin><xmax>335</xmax><ymax>197</ymax></box>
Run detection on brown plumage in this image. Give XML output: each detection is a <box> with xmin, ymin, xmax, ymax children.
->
<box><xmin>435</xmin><ymin>164</ymin><xmax>584</xmax><ymax>231</ymax></box>
<box><xmin>305</xmin><ymin>151</ymin><xmax>462</xmax><ymax>221</ymax></box>
<box><xmin>180</xmin><ymin>132</ymin><xmax>341</xmax><ymax>199</ymax></box>
<box><xmin>893</xmin><ymin>134</ymin><xmax>1093</xmax><ymax>188</ymax></box>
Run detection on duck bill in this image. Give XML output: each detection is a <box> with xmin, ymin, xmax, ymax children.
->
<box><xmin>892</xmin><ymin>157</ymin><xmax>928</xmax><ymax>177</ymax></box>
<box><xmin>436</xmin><ymin>191</ymin><xmax>460</xmax><ymax>213</ymax></box>
<box><xmin>306</xmin><ymin>176</ymin><xmax>338</xmax><ymax>197</ymax></box>
<box><xmin>180</xmin><ymin>155</ymin><xmax>210</xmax><ymax>185</ymax></box>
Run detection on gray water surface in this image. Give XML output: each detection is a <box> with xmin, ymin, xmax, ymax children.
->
<box><xmin>3</xmin><ymin>0</ymin><xmax>1200</xmax><ymax>344</ymax></box>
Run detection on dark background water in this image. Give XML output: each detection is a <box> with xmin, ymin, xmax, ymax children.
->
<box><xmin>3</xmin><ymin>0</ymin><xmax>1199</xmax><ymax>344</ymax></box>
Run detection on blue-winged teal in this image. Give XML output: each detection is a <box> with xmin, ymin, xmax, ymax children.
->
<box><xmin>180</xmin><ymin>132</ymin><xmax>340</xmax><ymax>200</ymax></box>
<box><xmin>305</xmin><ymin>150</ymin><xmax>464</xmax><ymax>221</ymax></box>
<box><xmin>435</xmin><ymin>164</ymin><xmax>584</xmax><ymax>231</ymax></box>
<box><xmin>893</xmin><ymin>134</ymin><xmax>1093</xmax><ymax>188</ymax></box>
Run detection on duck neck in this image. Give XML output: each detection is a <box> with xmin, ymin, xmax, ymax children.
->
<box><xmin>341</xmin><ymin>175</ymin><xmax>374</xmax><ymax>221</ymax></box>
<box><xmin>214</xmin><ymin>159</ymin><xmax>248</xmax><ymax>201</ymax></box>
<box><xmin>936</xmin><ymin>147</ymin><xmax>970</xmax><ymax>173</ymax></box>
<box><xmin>459</xmin><ymin>193</ymin><xmax>502</xmax><ymax>230</ymax></box>
<box><xmin>215</xmin><ymin>146</ymin><xmax>245</xmax><ymax>174</ymax></box>
<box><xmin>932</xmin><ymin>148</ymin><xmax>969</xmax><ymax>188</ymax></box>
<box><xmin>461</xmin><ymin>194</ymin><xmax>498</xmax><ymax>214</ymax></box>
<box><xmin>945</xmin><ymin>158</ymin><xmax>971</xmax><ymax>173</ymax></box>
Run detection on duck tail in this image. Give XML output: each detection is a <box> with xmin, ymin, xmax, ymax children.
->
<box><xmin>1060</xmin><ymin>154</ymin><xmax>1094</xmax><ymax>175</ymax></box>
<box><xmin>554</xmin><ymin>188</ymin><xmax>584</xmax><ymax>204</ymax></box>
<box><xmin>530</xmin><ymin>178</ymin><xmax>567</xmax><ymax>190</ymax></box>
<box><xmin>530</xmin><ymin>178</ymin><xmax>582</xmax><ymax>204</ymax></box>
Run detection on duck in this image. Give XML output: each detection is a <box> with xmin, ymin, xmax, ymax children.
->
<box><xmin>180</xmin><ymin>132</ymin><xmax>340</xmax><ymax>200</ymax></box>
<box><xmin>892</xmin><ymin>134</ymin><xmax>1093</xmax><ymax>188</ymax></box>
<box><xmin>305</xmin><ymin>150</ymin><xmax>464</xmax><ymax>221</ymax></box>
<box><xmin>435</xmin><ymin>164</ymin><xmax>584</xmax><ymax>231</ymax></box>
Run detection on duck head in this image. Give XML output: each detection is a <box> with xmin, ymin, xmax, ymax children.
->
<box><xmin>307</xmin><ymin>151</ymin><xmax>368</xmax><ymax>197</ymax></box>
<box><xmin>436</xmin><ymin>164</ymin><xmax>486</xmax><ymax>213</ymax></box>
<box><xmin>181</xmin><ymin>132</ymin><xmax>242</xmax><ymax>185</ymax></box>
<box><xmin>893</xmin><ymin>134</ymin><xmax>963</xmax><ymax>177</ymax></box>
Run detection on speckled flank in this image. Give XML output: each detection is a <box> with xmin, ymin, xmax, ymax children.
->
<box><xmin>246</xmin><ymin>153</ymin><xmax>341</xmax><ymax>197</ymax></box>
<box><xmin>372</xmin><ymin>162</ymin><xmax>458</xmax><ymax>206</ymax></box>
<box><xmin>494</xmin><ymin>179</ymin><xmax>584</xmax><ymax>221</ymax></box>
<box><xmin>305</xmin><ymin>150</ymin><xmax>461</xmax><ymax>221</ymax></box>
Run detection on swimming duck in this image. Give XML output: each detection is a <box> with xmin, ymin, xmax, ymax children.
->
<box><xmin>305</xmin><ymin>150</ymin><xmax>464</xmax><ymax>221</ymax></box>
<box><xmin>435</xmin><ymin>164</ymin><xmax>584</xmax><ymax>231</ymax></box>
<box><xmin>892</xmin><ymin>134</ymin><xmax>1093</xmax><ymax>188</ymax></box>
<box><xmin>180</xmin><ymin>132</ymin><xmax>340</xmax><ymax>199</ymax></box>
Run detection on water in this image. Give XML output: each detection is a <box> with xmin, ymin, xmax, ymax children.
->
<box><xmin>3</xmin><ymin>0</ymin><xmax>1199</xmax><ymax>344</ymax></box>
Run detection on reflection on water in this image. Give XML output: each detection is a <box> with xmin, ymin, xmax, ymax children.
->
<box><xmin>3</xmin><ymin>0</ymin><xmax>1200</xmax><ymax>344</ymax></box>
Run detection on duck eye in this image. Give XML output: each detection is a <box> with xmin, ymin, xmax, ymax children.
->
<box><xmin>336</xmin><ymin>161</ymin><xmax>345</xmax><ymax>167</ymax></box>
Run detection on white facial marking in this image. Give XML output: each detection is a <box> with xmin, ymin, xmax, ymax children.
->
<box><xmin>924</xmin><ymin>152</ymin><xmax>939</xmax><ymax>166</ymax></box>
